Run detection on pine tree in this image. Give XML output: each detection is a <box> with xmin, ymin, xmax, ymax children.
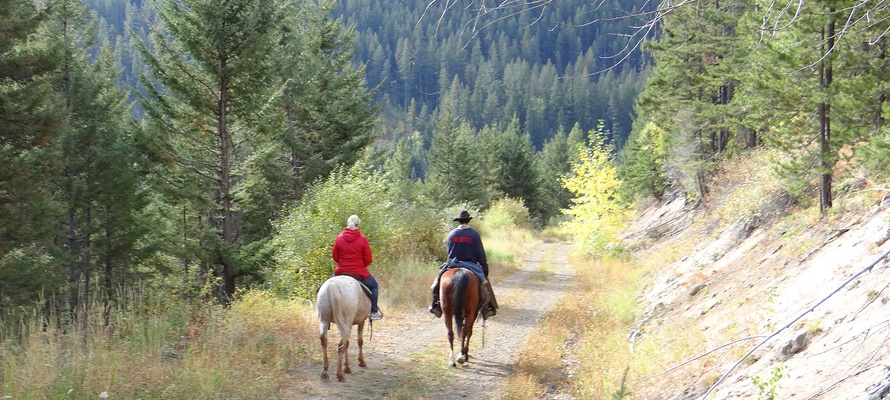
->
<box><xmin>491</xmin><ymin>117</ymin><xmax>544</xmax><ymax>221</ymax></box>
<box><xmin>0</xmin><ymin>0</ymin><xmax>67</xmax><ymax>314</ymax></box>
<box><xmin>137</xmin><ymin>0</ymin><xmax>283</xmax><ymax>300</ymax></box>
<box><xmin>732</xmin><ymin>0</ymin><xmax>862</xmax><ymax>211</ymax></box>
<box><xmin>51</xmin><ymin>0</ymin><xmax>149</xmax><ymax>318</ymax></box>
<box><xmin>619</xmin><ymin>121</ymin><xmax>667</xmax><ymax>201</ymax></box>
<box><xmin>537</xmin><ymin>128</ymin><xmax>575</xmax><ymax>222</ymax></box>
<box><xmin>274</xmin><ymin>0</ymin><xmax>378</xmax><ymax>202</ymax></box>
<box><xmin>636</xmin><ymin>0</ymin><xmax>749</xmax><ymax>199</ymax></box>
<box><xmin>425</xmin><ymin>110</ymin><xmax>485</xmax><ymax>206</ymax></box>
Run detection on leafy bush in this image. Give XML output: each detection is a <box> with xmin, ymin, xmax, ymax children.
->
<box><xmin>269</xmin><ymin>163</ymin><xmax>452</xmax><ymax>299</ymax></box>
<box><xmin>269</xmin><ymin>164</ymin><xmax>393</xmax><ymax>298</ymax></box>
<box><xmin>482</xmin><ymin>197</ymin><xmax>531</xmax><ymax>231</ymax></box>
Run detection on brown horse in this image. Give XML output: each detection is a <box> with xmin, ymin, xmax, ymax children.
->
<box><xmin>439</xmin><ymin>267</ymin><xmax>483</xmax><ymax>367</ymax></box>
<box><xmin>317</xmin><ymin>275</ymin><xmax>371</xmax><ymax>382</ymax></box>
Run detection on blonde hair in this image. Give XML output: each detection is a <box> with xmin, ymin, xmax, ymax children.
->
<box><xmin>346</xmin><ymin>215</ymin><xmax>361</xmax><ymax>230</ymax></box>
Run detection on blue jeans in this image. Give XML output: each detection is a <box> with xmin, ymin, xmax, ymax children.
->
<box><xmin>362</xmin><ymin>274</ymin><xmax>380</xmax><ymax>313</ymax></box>
<box><xmin>450</xmin><ymin>260</ymin><xmax>487</xmax><ymax>283</ymax></box>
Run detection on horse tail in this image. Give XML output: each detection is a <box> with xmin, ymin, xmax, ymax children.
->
<box><xmin>451</xmin><ymin>269</ymin><xmax>469</xmax><ymax>323</ymax></box>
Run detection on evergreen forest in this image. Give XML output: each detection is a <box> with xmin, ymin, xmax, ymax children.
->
<box><xmin>1</xmin><ymin>0</ymin><xmax>653</xmax><ymax>319</ymax></box>
<box><xmin>3</xmin><ymin>0</ymin><xmax>890</xmax><ymax>389</ymax></box>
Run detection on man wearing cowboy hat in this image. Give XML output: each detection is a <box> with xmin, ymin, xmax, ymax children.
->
<box><xmin>428</xmin><ymin>210</ymin><xmax>499</xmax><ymax>319</ymax></box>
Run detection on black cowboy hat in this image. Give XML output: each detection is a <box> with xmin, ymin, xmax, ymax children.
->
<box><xmin>453</xmin><ymin>210</ymin><xmax>473</xmax><ymax>222</ymax></box>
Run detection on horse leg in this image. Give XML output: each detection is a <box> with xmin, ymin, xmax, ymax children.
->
<box><xmin>356</xmin><ymin>320</ymin><xmax>366</xmax><ymax>368</ymax></box>
<box><xmin>456</xmin><ymin>316</ymin><xmax>468</xmax><ymax>364</ymax></box>
<box><xmin>463</xmin><ymin>312</ymin><xmax>476</xmax><ymax>364</ymax></box>
<box><xmin>446</xmin><ymin>313</ymin><xmax>456</xmax><ymax>367</ymax></box>
<box><xmin>335</xmin><ymin>321</ymin><xmax>351</xmax><ymax>381</ymax></box>
<box><xmin>320</xmin><ymin>323</ymin><xmax>330</xmax><ymax>380</ymax></box>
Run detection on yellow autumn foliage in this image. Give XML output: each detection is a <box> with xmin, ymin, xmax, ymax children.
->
<box><xmin>561</xmin><ymin>144</ymin><xmax>629</xmax><ymax>257</ymax></box>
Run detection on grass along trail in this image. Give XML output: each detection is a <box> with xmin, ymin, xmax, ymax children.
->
<box><xmin>277</xmin><ymin>241</ymin><xmax>576</xmax><ymax>399</ymax></box>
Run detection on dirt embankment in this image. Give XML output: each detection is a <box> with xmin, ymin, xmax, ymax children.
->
<box><xmin>627</xmin><ymin>195</ymin><xmax>890</xmax><ymax>399</ymax></box>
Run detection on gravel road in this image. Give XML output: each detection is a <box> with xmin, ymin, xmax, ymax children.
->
<box><xmin>279</xmin><ymin>241</ymin><xmax>575</xmax><ymax>400</ymax></box>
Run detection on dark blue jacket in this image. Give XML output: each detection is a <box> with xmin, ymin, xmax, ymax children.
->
<box><xmin>446</xmin><ymin>226</ymin><xmax>488</xmax><ymax>276</ymax></box>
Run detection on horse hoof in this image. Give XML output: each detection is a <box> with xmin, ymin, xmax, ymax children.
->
<box><xmin>338</xmin><ymin>375</ymin><xmax>346</xmax><ymax>382</ymax></box>
<box><xmin>344</xmin><ymin>367</ymin><xmax>352</xmax><ymax>373</ymax></box>
<box><xmin>321</xmin><ymin>372</ymin><xmax>329</xmax><ymax>380</ymax></box>
<box><xmin>457</xmin><ymin>357</ymin><xmax>466</xmax><ymax>364</ymax></box>
<box><xmin>359</xmin><ymin>361</ymin><xmax>367</xmax><ymax>367</ymax></box>
<box><xmin>450</xmin><ymin>362</ymin><xmax>457</xmax><ymax>367</ymax></box>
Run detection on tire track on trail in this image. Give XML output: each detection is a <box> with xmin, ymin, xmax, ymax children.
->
<box><xmin>278</xmin><ymin>241</ymin><xmax>575</xmax><ymax>400</ymax></box>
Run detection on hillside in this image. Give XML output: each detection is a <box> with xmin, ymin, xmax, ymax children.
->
<box><xmin>622</xmin><ymin>173</ymin><xmax>890</xmax><ymax>398</ymax></box>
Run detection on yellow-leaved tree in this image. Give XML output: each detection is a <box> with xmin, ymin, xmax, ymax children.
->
<box><xmin>561</xmin><ymin>134</ymin><xmax>628</xmax><ymax>257</ymax></box>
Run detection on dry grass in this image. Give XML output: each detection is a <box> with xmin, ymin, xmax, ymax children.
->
<box><xmin>0</xmin><ymin>290</ymin><xmax>317</xmax><ymax>399</ymax></box>
<box><xmin>502</xmin><ymin>248</ymin><xmax>655</xmax><ymax>399</ymax></box>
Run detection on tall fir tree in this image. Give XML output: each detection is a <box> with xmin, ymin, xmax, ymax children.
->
<box><xmin>490</xmin><ymin>117</ymin><xmax>544</xmax><ymax>222</ymax></box>
<box><xmin>51</xmin><ymin>0</ymin><xmax>150</xmax><ymax>319</ymax></box>
<box><xmin>0</xmin><ymin>0</ymin><xmax>67</xmax><ymax>315</ymax></box>
<box><xmin>732</xmin><ymin>0</ymin><xmax>853</xmax><ymax>210</ymax></box>
<box><xmin>536</xmin><ymin>128</ymin><xmax>575</xmax><ymax>222</ymax></box>
<box><xmin>619</xmin><ymin>121</ymin><xmax>667</xmax><ymax>201</ymax></box>
<box><xmin>137</xmin><ymin>0</ymin><xmax>283</xmax><ymax>300</ymax></box>
<box><xmin>425</xmin><ymin>110</ymin><xmax>485</xmax><ymax>207</ymax></box>
<box><xmin>273</xmin><ymin>0</ymin><xmax>378</xmax><ymax>203</ymax></box>
<box><xmin>635</xmin><ymin>0</ymin><xmax>749</xmax><ymax>200</ymax></box>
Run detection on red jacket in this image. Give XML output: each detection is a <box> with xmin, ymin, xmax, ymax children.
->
<box><xmin>332</xmin><ymin>228</ymin><xmax>373</xmax><ymax>278</ymax></box>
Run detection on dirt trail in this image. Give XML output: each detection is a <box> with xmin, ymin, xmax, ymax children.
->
<box><xmin>278</xmin><ymin>241</ymin><xmax>575</xmax><ymax>400</ymax></box>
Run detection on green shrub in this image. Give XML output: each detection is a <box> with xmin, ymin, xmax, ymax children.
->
<box><xmin>482</xmin><ymin>197</ymin><xmax>531</xmax><ymax>231</ymax></box>
<box><xmin>269</xmin><ymin>163</ymin><xmax>453</xmax><ymax>299</ymax></box>
<box><xmin>269</xmin><ymin>163</ymin><xmax>393</xmax><ymax>298</ymax></box>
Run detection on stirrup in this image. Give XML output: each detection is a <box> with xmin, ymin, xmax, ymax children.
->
<box><xmin>429</xmin><ymin>304</ymin><xmax>442</xmax><ymax>318</ymax></box>
<box><xmin>482</xmin><ymin>305</ymin><xmax>496</xmax><ymax>318</ymax></box>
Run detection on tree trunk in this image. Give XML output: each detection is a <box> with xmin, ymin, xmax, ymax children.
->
<box><xmin>67</xmin><ymin>172</ymin><xmax>80</xmax><ymax>325</ymax></box>
<box><xmin>83</xmin><ymin>207</ymin><xmax>91</xmax><ymax>333</ymax></box>
<box><xmin>286</xmin><ymin>104</ymin><xmax>302</xmax><ymax>199</ymax></box>
<box><xmin>103</xmin><ymin>208</ymin><xmax>113</xmax><ymax>296</ymax></box>
<box><xmin>104</xmin><ymin>213</ymin><xmax>113</xmax><ymax>327</ymax></box>
<box><xmin>218</xmin><ymin>61</ymin><xmax>236</xmax><ymax>301</ymax></box>
<box><xmin>819</xmin><ymin>17</ymin><xmax>835</xmax><ymax>214</ymax></box>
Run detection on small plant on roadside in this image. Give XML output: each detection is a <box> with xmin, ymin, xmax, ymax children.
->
<box><xmin>611</xmin><ymin>367</ymin><xmax>632</xmax><ymax>399</ymax></box>
<box><xmin>800</xmin><ymin>318</ymin><xmax>824</xmax><ymax>334</ymax></box>
<box><xmin>750</xmin><ymin>364</ymin><xmax>785</xmax><ymax>400</ymax></box>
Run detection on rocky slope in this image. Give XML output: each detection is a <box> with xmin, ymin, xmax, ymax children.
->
<box><xmin>625</xmin><ymin>191</ymin><xmax>890</xmax><ymax>399</ymax></box>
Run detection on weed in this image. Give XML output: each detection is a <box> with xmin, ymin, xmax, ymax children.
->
<box><xmin>611</xmin><ymin>367</ymin><xmax>632</xmax><ymax>399</ymax></box>
<box><xmin>750</xmin><ymin>364</ymin><xmax>785</xmax><ymax>400</ymax></box>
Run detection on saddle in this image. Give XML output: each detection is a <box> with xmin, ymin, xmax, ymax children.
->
<box><xmin>335</xmin><ymin>273</ymin><xmax>373</xmax><ymax>300</ymax></box>
<box><xmin>439</xmin><ymin>259</ymin><xmax>492</xmax><ymax>307</ymax></box>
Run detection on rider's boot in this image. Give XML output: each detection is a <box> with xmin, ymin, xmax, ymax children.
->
<box><xmin>481</xmin><ymin>280</ymin><xmax>498</xmax><ymax>318</ymax></box>
<box><xmin>428</xmin><ymin>265</ymin><xmax>448</xmax><ymax>318</ymax></box>
<box><xmin>429</xmin><ymin>290</ymin><xmax>442</xmax><ymax>318</ymax></box>
<box><xmin>429</xmin><ymin>275</ymin><xmax>442</xmax><ymax>318</ymax></box>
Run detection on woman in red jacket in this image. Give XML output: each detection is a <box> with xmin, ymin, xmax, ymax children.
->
<box><xmin>332</xmin><ymin>215</ymin><xmax>383</xmax><ymax>320</ymax></box>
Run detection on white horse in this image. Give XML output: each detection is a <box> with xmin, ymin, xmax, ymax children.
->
<box><xmin>317</xmin><ymin>275</ymin><xmax>371</xmax><ymax>382</ymax></box>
